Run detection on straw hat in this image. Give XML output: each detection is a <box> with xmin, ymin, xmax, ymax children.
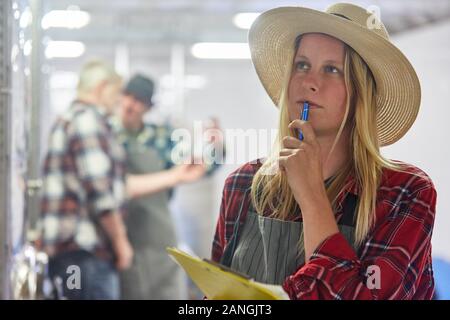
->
<box><xmin>248</xmin><ymin>3</ymin><xmax>421</xmax><ymax>146</ymax></box>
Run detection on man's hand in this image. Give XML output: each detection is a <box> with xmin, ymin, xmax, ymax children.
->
<box><xmin>99</xmin><ymin>212</ymin><xmax>134</xmax><ymax>270</ymax></box>
<box><xmin>171</xmin><ymin>162</ymin><xmax>207</xmax><ymax>184</ymax></box>
<box><xmin>112</xmin><ymin>235</ymin><xmax>134</xmax><ymax>271</ymax></box>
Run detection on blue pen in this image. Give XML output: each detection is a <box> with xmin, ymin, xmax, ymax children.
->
<box><xmin>299</xmin><ymin>101</ymin><xmax>309</xmax><ymax>140</ymax></box>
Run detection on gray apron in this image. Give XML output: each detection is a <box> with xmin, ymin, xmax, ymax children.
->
<box><xmin>120</xmin><ymin>133</ymin><xmax>181</xmax><ymax>299</ymax></box>
<box><xmin>223</xmin><ymin>188</ymin><xmax>358</xmax><ymax>286</ymax></box>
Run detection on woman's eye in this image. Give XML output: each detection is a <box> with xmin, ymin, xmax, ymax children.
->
<box><xmin>295</xmin><ymin>61</ymin><xmax>309</xmax><ymax>71</ymax></box>
<box><xmin>325</xmin><ymin>65</ymin><xmax>340</xmax><ymax>74</ymax></box>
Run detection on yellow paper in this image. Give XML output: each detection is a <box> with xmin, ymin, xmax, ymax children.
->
<box><xmin>167</xmin><ymin>247</ymin><xmax>289</xmax><ymax>300</ymax></box>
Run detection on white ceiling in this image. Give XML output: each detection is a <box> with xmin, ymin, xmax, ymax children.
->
<box><xmin>40</xmin><ymin>0</ymin><xmax>450</xmax><ymax>64</ymax></box>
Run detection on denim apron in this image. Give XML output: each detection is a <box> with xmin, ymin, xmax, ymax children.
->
<box><xmin>221</xmin><ymin>185</ymin><xmax>358</xmax><ymax>285</ymax></box>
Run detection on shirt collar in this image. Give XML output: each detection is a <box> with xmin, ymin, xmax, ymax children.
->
<box><xmin>341</xmin><ymin>172</ymin><xmax>360</xmax><ymax>196</ymax></box>
<box><xmin>325</xmin><ymin>170</ymin><xmax>360</xmax><ymax>196</ymax></box>
<box><xmin>72</xmin><ymin>99</ymin><xmax>108</xmax><ymax>117</ymax></box>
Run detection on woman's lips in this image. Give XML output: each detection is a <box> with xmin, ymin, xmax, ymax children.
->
<box><xmin>298</xmin><ymin>101</ymin><xmax>322</xmax><ymax>109</ymax></box>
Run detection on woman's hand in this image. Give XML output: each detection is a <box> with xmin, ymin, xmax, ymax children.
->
<box><xmin>278</xmin><ymin>120</ymin><xmax>326</xmax><ymax>207</ymax></box>
<box><xmin>279</xmin><ymin>120</ymin><xmax>339</xmax><ymax>261</ymax></box>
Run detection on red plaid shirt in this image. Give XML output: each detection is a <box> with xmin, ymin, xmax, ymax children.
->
<box><xmin>211</xmin><ymin>159</ymin><xmax>437</xmax><ymax>300</ymax></box>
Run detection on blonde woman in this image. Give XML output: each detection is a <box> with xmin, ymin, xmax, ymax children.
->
<box><xmin>211</xmin><ymin>3</ymin><xmax>437</xmax><ymax>300</ymax></box>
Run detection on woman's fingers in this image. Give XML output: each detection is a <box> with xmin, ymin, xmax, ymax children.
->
<box><xmin>279</xmin><ymin>147</ymin><xmax>306</xmax><ymax>156</ymax></box>
<box><xmin>279</xmin><ymin>148</ymin><xmax>294</xmax><ymax>156</ymax></box>
<box><xmin>279</xmin><ymin>148</ymin><xmax>305</xmax><ymax>164</ymax></box>
<box><xmin>278</xmin><ymin>155</ymin><xmax>287</xmax><ymax>171</ymax></box>
<box><xmin>282</xmin><ymin>136</ymin><xmax>303</xmax><ymax>149</ymax></box>
<box><xmin>288</xmin><ymin>120</ymin><xmax>317</xmax><ymax>144</ymax></box>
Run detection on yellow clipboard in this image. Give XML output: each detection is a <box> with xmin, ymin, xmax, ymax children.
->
<box><xmin>166</xmin><ymin>247</ymin><xmax>288</xmax><ymax>300</ymax></box>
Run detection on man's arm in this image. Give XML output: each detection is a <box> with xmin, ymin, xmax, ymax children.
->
<box><xmin>71</xmin><ymin>109</ymin><xmax>133</xmax><ymax>270</ymax></box>
<box><xmin>126</xmin><ymin>163</ymin><xmax>207</xmax><ymax>199</ymax></box>
<box><xmin>126</xmin><ymin>170</ymin><xmax>178</xmax><ymax>199</ymax></box>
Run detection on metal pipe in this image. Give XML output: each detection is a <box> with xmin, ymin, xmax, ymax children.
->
<box><xmin>0</xmin><ymin>0</ymin><xmax>13</xmax><ymax>300</ymax></box>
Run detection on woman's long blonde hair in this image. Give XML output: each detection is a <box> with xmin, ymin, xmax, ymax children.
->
<box><xmin>251</xmin><ymin>35</ymin><xmax>410</xmax><ymax>248</ymax></box>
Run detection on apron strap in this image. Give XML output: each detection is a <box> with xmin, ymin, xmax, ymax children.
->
<box><xmin>220</xmin><ymin>187</ymin><xmax>251</xmax><ymax>267</ymax></box>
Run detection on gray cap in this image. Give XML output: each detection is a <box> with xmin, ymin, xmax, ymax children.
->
<box><xmin>124</xmin><ymin>74</ymin><xmax>155</xmax><ymax>107</ymax></box>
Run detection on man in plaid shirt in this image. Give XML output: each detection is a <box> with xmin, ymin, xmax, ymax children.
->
<box><xmin>40</xmin><ymin>61</ymin><xmax>133</xmax><ymax>299</ymax></box>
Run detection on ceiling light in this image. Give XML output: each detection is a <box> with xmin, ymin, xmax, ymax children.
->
<box><xmin>42</xmin><ymin>9</ymin><xmax>90</xmax><ymax>29</ymax></box>
<box><xmin>45</xmin><ymin>41</ymin><xmax>85</xmax><ymax>59</ymax></box>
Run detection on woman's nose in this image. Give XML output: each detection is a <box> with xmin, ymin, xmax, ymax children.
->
<box><xmin>302</xmin><ymin>73</ymin><xmax>319</xmax><ymax>93</ymax></box>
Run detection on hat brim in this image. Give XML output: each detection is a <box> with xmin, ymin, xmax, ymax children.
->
<box><xmin>249</xmin><ymin>7</ymin><xmax>421</xmax><ymax>146</ymax></box>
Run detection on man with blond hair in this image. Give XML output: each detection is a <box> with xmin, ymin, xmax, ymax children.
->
<box><xmin>40</xmin><ymin>60</ymin><xmax>132</xmax><ymax>299</ymax></box>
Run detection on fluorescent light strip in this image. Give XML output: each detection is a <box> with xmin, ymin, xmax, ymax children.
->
<box><xmin>191</xmin><ymin>42</ymin><xmax>250</xmax><ymax>59</ymax></box>
<box><xmin>42</xmin><ymin>10</ymin><xmax>90</xmax><ymax>29</ymax></box>
<box><xmin>45</xmin><ymin>41</ymin><xmax>85</xmax><ymax>59</ymax></box>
